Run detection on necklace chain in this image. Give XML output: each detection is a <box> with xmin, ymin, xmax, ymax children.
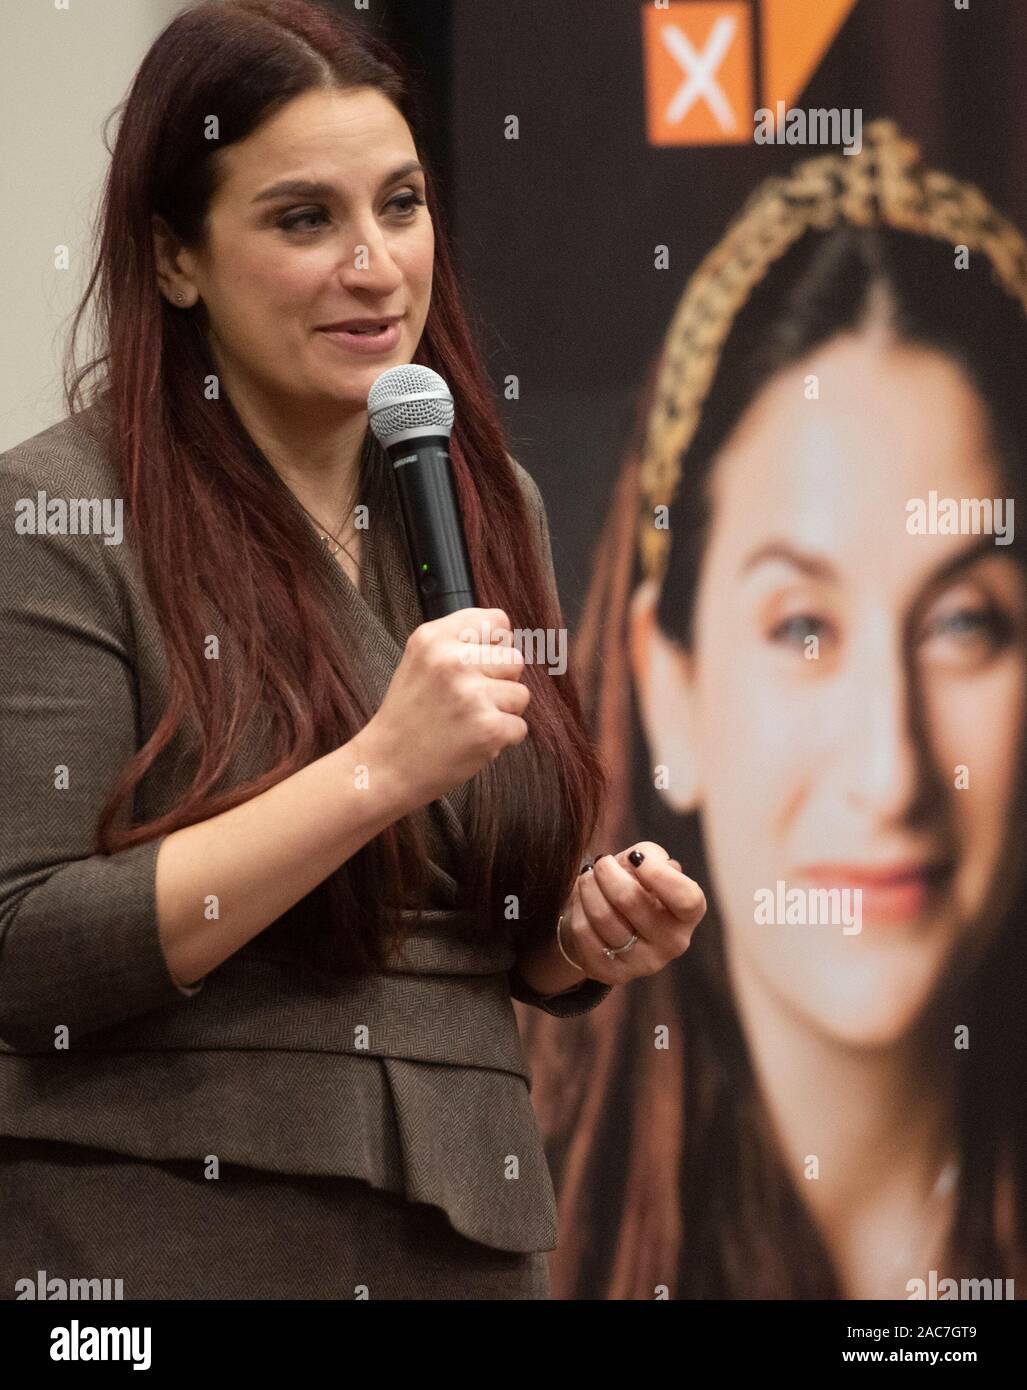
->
<box><xmin>292</xmin><ymin>492</ymin><xmax>358</xmax><ymax>562</ymax></box>
<box><xmin>285</xmin><ymin>434</ymin><xmax>375</xmax><ymax>564</ymax></box>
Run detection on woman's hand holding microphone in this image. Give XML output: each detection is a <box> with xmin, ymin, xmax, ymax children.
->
<box><xmin>365</xmin><ymin>607</ymin><xmax>530</xmax><ymax>808</ymax></box>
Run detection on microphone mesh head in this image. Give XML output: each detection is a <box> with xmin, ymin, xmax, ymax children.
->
<box><xmin>367</xmin><ymin>365</ymin><xmax>454</xmax><ymax>446</ymax></box>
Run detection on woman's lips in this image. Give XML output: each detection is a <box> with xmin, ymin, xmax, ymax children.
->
<box><xmin>799</xmin><ymin>862</ymin><xmax>952</xmax><ymax>925</ymax></box>
<box><xmin>317</xmin><ymin>321</ymin><xmax>402</xmax><ymax>355</ymax></box>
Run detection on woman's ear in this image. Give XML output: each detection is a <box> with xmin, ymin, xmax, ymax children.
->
<box><xmin>628</xmin><ymin>577</ymin><xmax>703</xmax><ymax>813</ymax></box>
<box><xmin>152</xmin><ymin>214</ymin><xmax>198</xmax><ymax>308</ymax></box>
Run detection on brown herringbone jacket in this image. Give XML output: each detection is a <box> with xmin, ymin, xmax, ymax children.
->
<box><xmin>0</xmin><ymin>398</ymin><xmax>610</xmax><ymax>1254</ymax></box>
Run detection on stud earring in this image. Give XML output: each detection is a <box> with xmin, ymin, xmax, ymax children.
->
<box><xmin>175</xmin><ymin>293</ymin><xmax>184</xmax><ymax>304</ymax></box>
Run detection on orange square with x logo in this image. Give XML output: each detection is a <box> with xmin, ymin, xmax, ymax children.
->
<box><xmin>643</xmin><ymin>1</ymin><xmax>754</xmax><ymax>146</ymax></box>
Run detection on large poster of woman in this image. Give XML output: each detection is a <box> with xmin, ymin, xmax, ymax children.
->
<box><xmin>520</xmin><ymin>119</ymin><xmax>1027</xmax><ymax>1300</ymax></box>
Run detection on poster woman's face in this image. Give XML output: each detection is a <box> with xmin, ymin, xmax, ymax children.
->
<box><xmin>632</xmin><ymin>329</ymin><xmax>1027</xmax><ymax>1045</ymax></box>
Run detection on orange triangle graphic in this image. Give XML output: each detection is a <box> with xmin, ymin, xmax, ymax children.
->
<box><xmin>761</xmin><ymin>0</ymin><xmax>858</xmax><ymax>108</ymax></box>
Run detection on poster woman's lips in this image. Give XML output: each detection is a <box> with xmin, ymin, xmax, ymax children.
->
<box><xmin>803</xmin><ymin>860</ymin><xmax>950</xmax><ymax>883</ymax></box>
<box><xmin>799</xmin><ymin>860</ymin><xmax>952</xmax><ymax>925</ymax></box>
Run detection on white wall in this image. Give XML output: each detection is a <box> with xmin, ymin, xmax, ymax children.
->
<box><xmin>1</xmin><ymin>0</ymin><xmax>189</xmax><ymax>452</ymax></box>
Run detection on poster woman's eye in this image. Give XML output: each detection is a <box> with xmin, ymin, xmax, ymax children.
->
<box><xmin>920</xmin><ymin>602</ymin><xmax>1014</xmax><ymax>668</ymax></box>
<box><xmin>769</xmin><ymin>612</ymin><xmax>831</xmax><ymax>649</ymax></box>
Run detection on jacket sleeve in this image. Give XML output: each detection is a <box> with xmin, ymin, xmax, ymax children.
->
<box><xmin>506</xmin><ymin>457</ymin><xmax>613</xmax><ymax>1018</ymax></box>
<box><xmin>0</xmin><ymin>444</ymin><xmax>203</xmax><ymax>1052</ymax></box>
<box><xmin>508</xmin><ymin>967</ymin><xmax>613</xmax><ymax>1017</ymax></box>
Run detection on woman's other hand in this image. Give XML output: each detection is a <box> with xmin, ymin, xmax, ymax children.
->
<box><xmin>563</xmin><ymin>843</ymin><xmax>706</xmax><ymax>984</ymax></box>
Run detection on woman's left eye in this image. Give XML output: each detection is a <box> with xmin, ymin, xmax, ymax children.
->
<box><xmin>388</xmin><ymin>192</ymin><xmax>426</xmax><ymax>216</ymax></box>
<box><xmin>925</xmin><ymin>606</ymin><xmax>1011</xmax><ymax>645</ymax></box>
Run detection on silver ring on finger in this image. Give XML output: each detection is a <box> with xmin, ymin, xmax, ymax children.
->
<box><xmin>603</xmin><ymin>931</ymin><xmax>639</xmax><ymax>960</ymax></box>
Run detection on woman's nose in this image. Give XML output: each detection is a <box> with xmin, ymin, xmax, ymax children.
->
<box><xmin>334</xmin><ymin>218</ymin><xmax>403</xmax><ymax>294</ymax></box>
<box><xmin>840</xmin><ymin>636</ymin><xmax>923</xmax><ymax>822</ymax></box>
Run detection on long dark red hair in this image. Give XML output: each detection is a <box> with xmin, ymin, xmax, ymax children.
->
<box><xmin>64</xmin><ymin>0</ymin><xmax>605</xmax><ymax>975</ymax></box>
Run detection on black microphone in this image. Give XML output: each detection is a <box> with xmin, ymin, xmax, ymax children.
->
<box><xmin>367</xmin><ymin>365</ymin><xmax>477</xmax><ymax>621</ymax></box>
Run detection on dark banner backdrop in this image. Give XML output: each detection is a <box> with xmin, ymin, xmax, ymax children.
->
<box><xmin>352</xmin><ymin>0</ymin><xmax>1027</xmax><ymax>1300</ymax></box>
<box><xmin>447</xmin><ymin>0</ymin><xmax>1027</xmax><ymax>622</ymax></box>
<box><xmin>357</xmin><ymin>0</ymin><xmax>1027</xmax><ymax>619</ymax></box>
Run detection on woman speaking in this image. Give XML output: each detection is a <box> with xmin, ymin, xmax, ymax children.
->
<box><xmin>0</xmin><ymin>0</ymin><xmax>704</xmax><ymax>1300</ymax></box>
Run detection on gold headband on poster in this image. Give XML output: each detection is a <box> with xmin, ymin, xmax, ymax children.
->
<box><xmin>638</xmin><ymin>119</ymin><xmax>1027</xmax><ymax>584</ymax></box>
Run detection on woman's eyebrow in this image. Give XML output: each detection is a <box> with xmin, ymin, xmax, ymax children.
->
<box><xmin>920</xmin><ymin>533</ymin><xmax>1020</xmax><ymax>589</ymax></box>
<box><xmin>251</xmin><ymin>161</ymin><xmax>425</xmax><ymax>204</ymax></box>
<box><xmin>738</xmin><ymin>534</ymin><xmax>1008</xmax><ymax>585</ymax></box>
<box><xmin>738</xmin><ymin>541</ymin><xmax>837</xmax><ymax>581</ymax></box>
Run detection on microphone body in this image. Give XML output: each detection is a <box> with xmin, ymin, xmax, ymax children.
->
<box><xmin>367</xmin><ymin>365</ymin><xmax>477</xmax><ymax>621</ymax></box>
<box><xmin>381</xmin><ymin>434</ymin><xmax>476</xmax><ymax>620</ymax></box>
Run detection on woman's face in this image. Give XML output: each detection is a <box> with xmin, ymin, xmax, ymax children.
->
<box><xmin>632</xmin><ymin>330</ymin><xmax>1027</xmax><ymax>1046</ymax></box>
<box><xmin>157</xmin><ymin>86</ymin><xmax>434</xmax><ymax>419</ymax></box>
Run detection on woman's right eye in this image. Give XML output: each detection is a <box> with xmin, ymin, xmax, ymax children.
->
<box><xmin>769</xmin><ymin>613</ymin><xmax>830</xmax><ymax>647</ymax></box>
<box><xmin>279</xmin><ymin>208</ymin><xmax>327</xmax><ymax>233</ymax></box>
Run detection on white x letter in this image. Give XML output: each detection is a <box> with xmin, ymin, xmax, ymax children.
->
<box><xmin>662</xmin><ymin>17</ymin><xmax>738</xmax><ymax>133</ymax></box>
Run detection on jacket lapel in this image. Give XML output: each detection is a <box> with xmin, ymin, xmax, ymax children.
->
<box><xmin>278</xmin><ymin>440</ymin><xmax>473</xmax><ymax>890</ymax></box>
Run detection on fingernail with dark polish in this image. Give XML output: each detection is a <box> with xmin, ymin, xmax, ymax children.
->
<box><xmin>628</xmin><ymin>850</ymin><xmax>645</xmax><ymax>867</ymax></box>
